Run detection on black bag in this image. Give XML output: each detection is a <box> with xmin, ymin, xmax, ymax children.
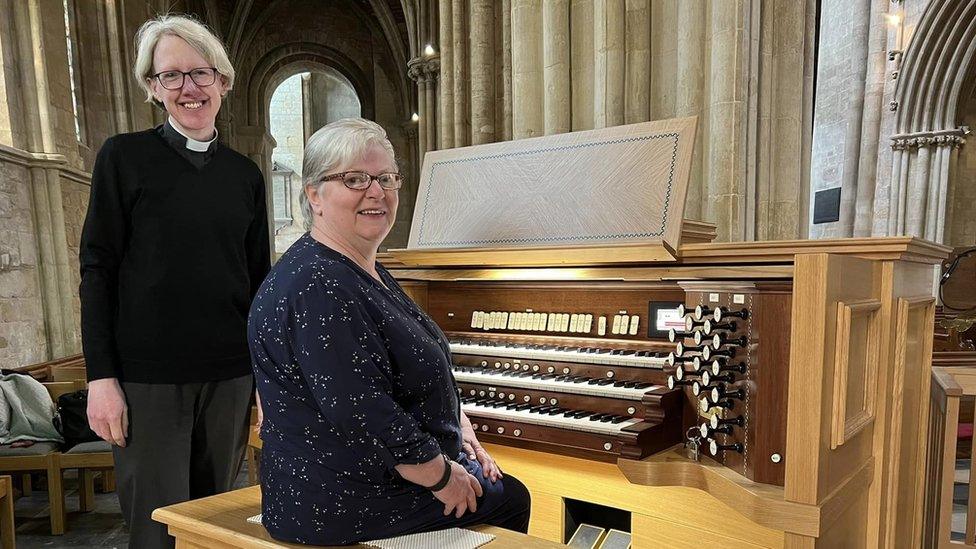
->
<box><xmin>56</xmin><ymin>390</ymin><xmax>100</xmax><ymax>448</ymax></box>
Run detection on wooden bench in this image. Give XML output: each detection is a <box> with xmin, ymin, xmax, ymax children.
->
<box><xmin>0</xmin><ymin>475</ymin><xmax>14</xmax><ymax>548</ymax></box>
<box><xmin>152</xmin><ymin>485</ymin><xmax>563</xmax><ymax>548</ymax></box>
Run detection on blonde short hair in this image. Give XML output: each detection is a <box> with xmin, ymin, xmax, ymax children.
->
<box><xmin>301</xmin><ymin>118</ymin><xmax>398</xmax><ymax>229</ymax></box>
<box><xmin>133</xmin><ymin>14</ymin><xmax>235</xmax><ymax>105</ymax></box>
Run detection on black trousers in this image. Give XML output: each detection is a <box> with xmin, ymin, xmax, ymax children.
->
<box><xmin>113</xmin><ymin>374</ymin><xmax>253</xmax><ymax>549</ymax></box>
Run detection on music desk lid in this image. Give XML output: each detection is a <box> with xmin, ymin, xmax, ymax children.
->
<box><xmin>390</xmin><ymin>117</ymin><xmax>697</xmax><ymax>267</ymax></box>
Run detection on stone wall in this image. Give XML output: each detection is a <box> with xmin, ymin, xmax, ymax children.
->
<box><xmin>0</xmin><ymin>154</ymin><xmax>46</xmax><ymax>368</ymax></box>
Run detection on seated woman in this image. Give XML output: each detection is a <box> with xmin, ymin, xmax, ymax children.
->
<box><xmin>248</xmin><ymin>118</ymin><xmax>531</xmax><ymax>545</ymax></box>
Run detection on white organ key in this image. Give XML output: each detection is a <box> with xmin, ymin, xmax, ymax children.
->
<box><xmin>570</xmin><ymin>314</ymin><xmax>580</xmax><ymax>332</ymax></box>
<box><xmin>543</xmin><ymin>313</ymin><xmax>553</xmax><ymax>332</ymax></box>
<box><xmin>598</xmin><ymin>316</ymin><xmax>607</xmax><ymax>336</ymax></box>
<box><xmin>453</xmin><ymin>368</ymin><xmax>659</xmax><ymax>400</ymax></box>
<box><xmin>620</xmin><ymin>315</ymin><xmax>630</xmax><ymax>334</ymax></box>
<box><xmin>611</xmin><ymin>315</ymin><xmax>622</xmax><ymax>335</ymax></box>
<box><xmin>483</xmin><ymin>312</ymin><xmax>492</xmax><ymax>331</ymax></box>
<box><xmin>561</xmin><ymin>313</ymin><xmax>571</xmax><ymax>332</ymax></box>
<box><xmin>501</xmin><ymin>312</ymin><xmax>510</xmax><ymax>330</ymax></box>
<box><xmin>449</xmin><ymin>341</ymin><xmax>667</xmax><ymax>368</ymax></box>
<box><xmin>629</xmin><ymin>315</ymin><xmax>640</xmax><ymax>335</ymax></box>
<box><xmin>471</xmin><ymin>311</ymin><xmax>482</xmax><ymax>329</ymax></box>
<box><xmin>585</xmin><ymin>314</ymin><xmax>593</xmax><ymax>333</ymax></box>
<box><xmin>520</xmin><ymin>312</ymin><xmax>529</xmax><ymax>331</ymax></box>
<box><xmin>460</xmin><ymin>401</ymin><xmax>642</xmax><ymax>437</ymax></box>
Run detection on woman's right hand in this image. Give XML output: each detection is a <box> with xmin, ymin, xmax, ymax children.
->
<box><xmin>87</xmin><ymin>378</ymin><xmax>129</xmax><ymax>447</ymax></box>
<box><xmin>432</xmin><ymin>461</ymin><xmax>483</xmax><ymax>518</ymax></box>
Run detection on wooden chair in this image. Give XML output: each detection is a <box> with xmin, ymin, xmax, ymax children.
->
<box><xmin>0</xmin><ymin>444</ymin><xmax>63</xmax><ymax>535</ymax></box>
<box><xmin>42</xmin><ymin>382</ymin><xmax>115</xmax><ymax>517</ymax></box>
<box><xmin>0</xmin><ymin>475</ymin><xmax>15</xmax><ymax>548</ymax></box>
<box><xmin>245</xmin><ymin>425</ymin><xmax>261</xmax><ymax>486</ymax></box>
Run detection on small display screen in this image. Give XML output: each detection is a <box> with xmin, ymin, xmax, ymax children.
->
<box><xmin>647</xmin><ymin>301</ymin><xmax>684</xmax><ymax>338</ymax></box>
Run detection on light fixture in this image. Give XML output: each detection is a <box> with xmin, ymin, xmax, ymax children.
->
<box><xmin>411</xmin><ymin>112</ymin><xmax>419</xmax><ymax>122</ymax></box>
<box><xmin>424</xmin><ymin>44</ymin><xmax>435</xmax><ymax>56</ymax></box>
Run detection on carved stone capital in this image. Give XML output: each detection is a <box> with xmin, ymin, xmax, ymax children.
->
<box><xmin>407</xmin><ymin>55</ymin><xmax>440</xmax><ymax>83</ymax></box>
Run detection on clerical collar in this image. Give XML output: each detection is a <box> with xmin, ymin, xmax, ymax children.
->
<box><xmin>165</xmin><ymin>117</ymin><xmax>217</xmax><ymax>152</ymax></box>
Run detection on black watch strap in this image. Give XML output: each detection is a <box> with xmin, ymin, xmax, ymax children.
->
<box><xmin>425</xmin><ymin>454</ymin><xmax>452</xmax><ymax>492</ymax></box>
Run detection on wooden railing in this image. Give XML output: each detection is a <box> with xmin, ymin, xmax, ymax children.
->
<box><xmin>926</xmin><ymin>365</ymin><xmax>976</xmax><ymax>547</ymax></box>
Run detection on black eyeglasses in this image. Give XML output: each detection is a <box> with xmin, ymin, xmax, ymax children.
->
<box><xmin>322</xmin><ymin>171</ymin><xmax>403</xmax><ymax>191</ymax></box>
<box><xmin>151</xmin><ymin>67</ymin><xmax>219</xmax><ymax>90</ymax></box>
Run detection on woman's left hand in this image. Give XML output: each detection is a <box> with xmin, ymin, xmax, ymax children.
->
<box><xmin>460</xmin><ymin>411</ymin><xmax>503</xmax><ymax>482</ymax></box>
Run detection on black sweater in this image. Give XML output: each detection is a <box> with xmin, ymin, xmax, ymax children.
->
<box><xmin>79</xmin><ymin>128</ymin><xmax>271</xmax><ymax>383</ymax></box>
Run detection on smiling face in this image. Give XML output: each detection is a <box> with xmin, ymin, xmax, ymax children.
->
<box><xmin>149</xmin><ymin>34</ymin><xmax>226</xmax><ymax>140</ymax></box>
<box><xmin>310</xmin><ymin>143</ymin><xmax>399</xmax><ymax>257</ymax></box>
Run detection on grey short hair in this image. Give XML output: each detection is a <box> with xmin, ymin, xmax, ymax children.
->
<box><xmin>133</xmin><ymin>14</ymin><xmax>235</xmax><ymax>106</ymax></box>
<box><xmin>300</xmin><ymin>118</ymin><xmax>397</xmax><ymax>229</ymax></box>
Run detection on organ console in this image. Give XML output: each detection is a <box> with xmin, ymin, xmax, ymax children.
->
<box><xmin>386</xmin><ymin>118</ymin><xmax>949</xmax><ymax>548</ymax></box>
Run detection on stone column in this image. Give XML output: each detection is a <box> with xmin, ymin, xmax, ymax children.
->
<box><xmin>438</xmin><ymin>0</ymin><xmax>455</xmax><ymax>149</ymax></box>
<box><xmin>852</xmin><ymin>0</ymin><xmax>891</xmax><ymax>237</ymax></box>
<box><xmin>594</xmin><ymin>0</ymin><xmax>625</xmax><ymax>128</ymax></box>
<box><xmin>570</xmin><ymin>0</ymin><xmax>594</xmax><ymax>130</ymax></box>
<box><xmin>543</xmin><ymin>0</ymin><xmax>570</xmax><ymax>135</ymax></box>
<box><xmin>624</xmin><ymin>0</ymin><xmax>650</xmax><ymax>124</ymax></box>
<box><xmin>676</xmin><ymin>0</ymin><xmax>704</xmax><ymax>220</ymax></box>
<box><xmin>705</xmin><ymin>0</ymin><xmax>747</xmax><ymax>241</ymax></box>
<box><xmin>407</xmin><ymin>57</ymin><xmax>428</xmax><ymax>162</ymax></box>
<box><xmin>451</xmin><ymin>0</ymin><xmax>469</xmax><ymax>146</ymax></box>
<box><xmin>470</xmin><ymin>0</ymin><xmax>495</xmax><ymax>144</ymax></box>
<box><xmin>235</xmin><ymin>126</ymin><xmax>277</xmax><ymax>256</ymax></box>
<box><xmin>501</xmin><ymin>0</ymin><xmax>513</xmax><ymax>140</ymax></box>
<box><xmin>511</xmin><ymin>0</ymin><xmax>543</xmax><ymax>139</ymax></box>
<box><xmin>424</xmin><ymin>58</ymin><xmax>439</xmax><ymax>152</ymax></box>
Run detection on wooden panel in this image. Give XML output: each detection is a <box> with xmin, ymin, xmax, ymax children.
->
<box><xmin>633</xmin><ymin>513</ymin><xmax>783</xmax><ymax>548</ymax></box>
<box><xmin>397</xmin><ymin>281</ymin><xmax>428</xmax><ymax>310</ymax></box>
<box><xmin>485</xmin><ymin>443</ymin><xmax>786</xmax><ymax>547</ymax></box>
<box><xmin>618</xmin><ymin>448</ymin><xmax>819</xmax><ymax>536</ymax></box>
<box><xmin>829</xmin><ymin>298</ymin><xmax>882</xmax><ymax>449</ymax></box>
<box><xmin>784</xmin><ymin>254</ymin><xmax>879</xmax><ymax>538</ymax></box>
<box><xmin>406</xmin><ymin>118</ymin><xmax>696</xmax><ymax>260</ymax></box>
<box><xmin>527</xmin><ymin>491</ymin><xmax>563</xmax><ymax>542</ymax></box>
<box><xmin>881</xmin><ymin>295</ymin><xmax>936</xmax><ymax>548</ymax></box>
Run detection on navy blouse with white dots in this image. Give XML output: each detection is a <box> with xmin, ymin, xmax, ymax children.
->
<box><xmin>247</xmin><ymin>233</ymin><xmax>462</xmax><ymax>545</ymax></box>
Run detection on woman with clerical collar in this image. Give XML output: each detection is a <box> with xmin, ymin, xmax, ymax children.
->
<box><xmin>78</xmin><ymin>14</ymin><xmax>270</xmax><ymax>549</ymax></box>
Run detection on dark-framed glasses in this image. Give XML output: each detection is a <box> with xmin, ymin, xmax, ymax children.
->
<box><xmin>152</xmin><ymin>67</ymin><xmax>219</xmax><ymax>90</ymax></box>
<box><xmin>322</xmin><ymin>171</ymin><xmax>403</xmax><ymax>191</ymax></box>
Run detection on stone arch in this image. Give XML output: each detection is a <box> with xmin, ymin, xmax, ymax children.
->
<box><xmin>883</xmin><ymin>1</ymin><xmax>976</xmax><ymax>241</ymax></box>
<box><xmin>246</xmin><ymin>42</ymin><xmax>376</xmax><ymax>128</ymax></box>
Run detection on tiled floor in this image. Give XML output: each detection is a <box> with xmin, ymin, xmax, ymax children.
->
<box><xmin>11</xmin><ymin>464</ymin><xmax>253</xmax><ymax>548</ymax></box>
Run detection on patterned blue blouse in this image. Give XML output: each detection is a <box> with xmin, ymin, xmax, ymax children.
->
<box><xmin>247</xmin><ymin>234</ymin><xmax>462</xmax><ymax>545</ymax></box>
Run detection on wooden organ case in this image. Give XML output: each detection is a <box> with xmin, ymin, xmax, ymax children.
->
<box><xmin>388</xmin><ymin>119</ymin><xmax>949</xmax><ymax>548</ymax></box>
